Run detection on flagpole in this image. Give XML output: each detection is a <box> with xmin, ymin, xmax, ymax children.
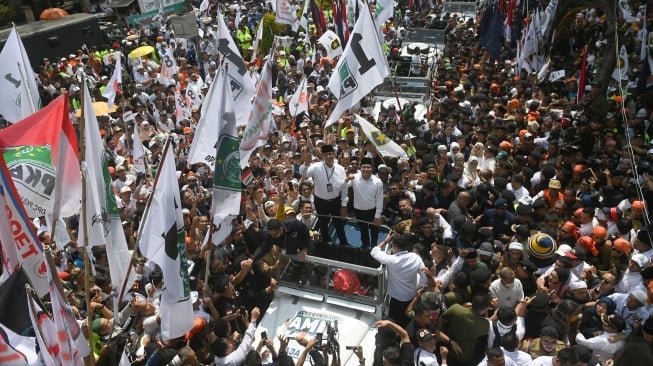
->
<box><xmin>79</xmin><ymin>75</ymin><xmax>97</xmax><ymax>366</ymax></box>
<box><xmin>16</xmin><ymin>61</ymin><xmax>36</xmax><ymax>114</ymax></box>
<box><xmin>116</xmin><ymin>137</ymin><xmax>174</xmax><ymax>304</ymax></box>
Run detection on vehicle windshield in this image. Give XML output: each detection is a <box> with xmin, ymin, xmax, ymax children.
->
<box><xmin>277</xmin><ymin>253</ymin><xmax>385</xmax><ymax>308</ymax></box>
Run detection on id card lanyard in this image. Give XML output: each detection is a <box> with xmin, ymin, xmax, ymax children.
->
<box><xmin>324</xmin><ymin>162</ymin><xmax>335</xmax><ymax>192</ymax></box>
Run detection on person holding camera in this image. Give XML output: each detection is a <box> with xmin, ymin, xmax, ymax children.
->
<box><xmin>212</xmin><ymin>307</ymin><xmax>261</xmax><ymax>366</ymax></box>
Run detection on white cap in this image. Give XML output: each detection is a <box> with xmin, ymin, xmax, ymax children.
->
<box><xmin>120</xmin><ymin>186</ymin><xmax>132</xmax><ymax>194</ymax></box>
<box><xmin>569</xmin><ymin>280</ymin><xmax>588</xmax><ymax>291</ymax></box>
<box><xmin>556</xmin><ymin>244</ymin><xmax>573</xmax><ymax>256</ymax></box>
<box><xmin>631</xmin><ymin>253</ymin><xmax>649</xmax><ymax>268</ymax></box>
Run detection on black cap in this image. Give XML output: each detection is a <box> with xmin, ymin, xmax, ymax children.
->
<box><xmin>530</xmin><ymin>293</ymin><xmax>551</xmax><ymax>310</ymax></box>
<box><xmin>470</xmin><ymin>267</ymin><xmax>492</xmax><ymax>284</ymax></box>
<box><xmin>321</xmin><ymin>144</ymin><xmax>334</xmax><ymax>154</ymax></box>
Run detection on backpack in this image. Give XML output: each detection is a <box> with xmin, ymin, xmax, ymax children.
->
<box><xmin>491</xmin><ymin>320</ymin><xmax>517</xmax><ymax>348</ymax></box>
<box><xmin>333</xmin><ymin>269</ymin><xmax>368</xmax><ymax>295</ymax></box>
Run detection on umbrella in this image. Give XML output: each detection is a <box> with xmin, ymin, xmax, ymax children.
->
<box><xmin>128</xmin><ymin>46</ymin><xmax>155</xmax><ymax>59</ymax></box>
<box><xmin>75</xmin><ymin>102</ymin><xmax>118</xmax><ymax>117</ymax></box>
<box><xmin>40</xmin><ymin>8</ymin><xmax>69</xmax><ymax>20</ymax></box>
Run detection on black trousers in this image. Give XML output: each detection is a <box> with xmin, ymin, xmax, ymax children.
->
<box><xmin>388</xmin><ymin>297</ymin><xmax>412</xmax><ymax>328</ymax></box>
<box><xmin>354</xmin><ymin>208</ymin><xmax>378</xmax><ymax>248</ymax></box>
<box><xmin>314</xmin><ymin>196</ymin><xmax>349</xmax><ymax>245</ymax></box>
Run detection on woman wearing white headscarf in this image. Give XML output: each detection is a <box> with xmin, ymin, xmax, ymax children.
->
<box><xmin>463</xmin><ymin>156</ymin><xmax>480</xmax><ymax>187</ymax></box>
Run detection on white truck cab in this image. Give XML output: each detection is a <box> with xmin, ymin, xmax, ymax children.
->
<box><xmin>254</xmin><ymin>253</ymin><xmax>388</xmax><ymax>365</ymax></box>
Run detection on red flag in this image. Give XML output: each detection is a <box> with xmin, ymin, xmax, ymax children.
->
<box><xmin>0</xmin><ymin>95</ymin><xmax>81</xmax><ymax>220</ymax></box>
<box><xmin>577</xmin><ymin>46</ymin><xmax>588</xmax><ymax>103</ymax></box>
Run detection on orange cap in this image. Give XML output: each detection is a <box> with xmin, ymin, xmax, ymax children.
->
<box><xmin>633</xmin><ymin>201</ymin><xmax>646</xmax><ymax>210</ymax></box>
<box><xmin>591</xmin><ymin>226</ymin><xmax>607</xmax><ymax>239</ymax></box>
<box><xmin>578</xmin><ymin>236</ymin><xmax>598</xmax><ymax>256</ymax></box>
<box><xmin>613</xmin><ymin>238</ymin><xmax>631</xmax><ymax>255</ymax></box>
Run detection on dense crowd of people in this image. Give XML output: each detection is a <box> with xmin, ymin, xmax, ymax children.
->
<box><xmin>8</xmin><ymin>0</ymin><xmax>653</xmax><ymax>365</ymax></box>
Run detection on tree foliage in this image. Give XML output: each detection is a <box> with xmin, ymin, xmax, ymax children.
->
<box><xmin>260</xmin><ymin>13</ymin><xmax>286</xmax><ymax>56</ymax></box>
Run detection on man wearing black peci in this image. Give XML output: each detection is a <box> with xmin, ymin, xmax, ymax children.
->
<box><xmin>300</xmin><ymin>143</ymin><xmax>350</xmax><ymax>246</ymax></box>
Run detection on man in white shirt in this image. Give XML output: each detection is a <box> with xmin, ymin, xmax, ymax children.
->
<box><xmin>489</xmin><ymin>267</ymin><xmax>524</xmax><ymax>309</ymax></box>
<box><xmin>575</xmin><ymin>314</ymin><xmax>626</xmax><ymax>363</ymax></box>
<box><xmin>344</xmin><ymin>157</ymin><xmax>384</xmax><ymax>248</ymax></box>
<box><xmin>615</xmin><ymin>253</ymin><xmax>647</xmax><ymax>293</ymax></box>
<box><xmin>300</xmin><ymin>144</ymin><xmax>349</xmax><ymax>246</ymax></box>
<box><xmin>213</xmin><ymin>307</ymin><xmax>260</xmax><ymax>366</ymax></box>
<box><xmin>477</xmin><ymin>347</ymin><xmax>519</xmax><ymax>366</ymax></box>
<box><xmin>500</xmin><ymin>332</ymin><xmax>533</xmax><ymax>366</ymax></box>
<box><xmin>633</xmin><ymin>229</ymin><xmax>653</xmax><ymax>261</ymax></box>
<box><xmin>608</xmin><ymin>291</ymin><xmax>650</xmax><ymax>330</ymax></box>
<box><xmin>532</xmin><ymin>347</ymin><xmax>581</xmax><ymax>366</ymax></box>
<box><xmin>371</xmin><ymin>233</ymin><xmax>425</xmax><ymax>327</ymax></box>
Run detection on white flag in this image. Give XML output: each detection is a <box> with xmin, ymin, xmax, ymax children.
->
<box><xmin>175</xmin><ymin>91</ymin><xmax>191</xmax><ymax>123</ymax></box>
<box><xmin>119</xmin><ymin>348</ymin><xmax>131</xmax><ymax>366</ymax></box>
<box><xmin>132</xmin><ymin>122</ymin><xmax>147</xmax><ymax>174</ymax></box>
<box><xmin>240</xmin><ymin>59</ymin><xmax>273</xmax><ymax>168</ymax></box>
<box><xmin>0</xmin><ymin>158</ymin><xmax>48</xmax><ymax>297</ymax></box>
<box><xmin>539</xmin><ymin>0</ymin><xmax>559</xmax><ymax>38</ymax></box>
<box><xmin>618</xmin><ymin>0</ymin><xmax>639</xmax><ymax>22</ymax></box>
<box><xmin>355</xmin><ymin>115</ymin><xmax>407</xmax><ymax>158</ymax></box>
<box><xmin>158</xmin><ymin>51</ymin><xmax>178</xmax><ymax>86</ymax></box>
<box><xmin>0</xmin><ymin>323</ymin><xmax>38</xmax><ymax>366</ymax></box>
<box><xmin>217</xmin><ymin>11</ymin><xmax>256</xmax><ymax>125</ymax></box>
<box><xmin>188</xmin><ymin>70</ymin><xmax>222</xmax><ymax>170</ymax></box>
<box><xmin>318</xmin><ymin>30</ymin><xmax>344</xmax><ymax>60</ymax></box>
<box><xmin>375</xmin><ymin>0</ymin><xmax>393</xmax><ymax>25</ymax></box>
<box><xmin>0</xmin><ymin>25</ymin><xmax>40</xmax><ymax>123</ymax></box>
<box><xmin>199</xmin><ymin>0</ymin><xmax>210</xmax><ymax>13</ymax></box>
<box><xmin>102</xmin><ymin>53</ymin><xmax>122</xmax><ymax>109</ymax></box>
<box><xmin>298</xmin><ymin>0</ymin><xmax>310</xmax><ymax>31</ymax></box>
<box><xmin>548</xmin><ymin>69</ymin><xmax>565</xmax><ymax>82</ymax></box>
<box><xmin>211</xmin><ymin>67</ymin><xmax>242</xmax><ymax>216</ymax></box>
<box><xmin>288</xmin><ymin>77</ymin><xmax>309</xmax><ymax>117</ymax></box>
<box><xmin>209</xmin><ymin>213</ymin><xmax>234</xmax><ymax>247</ymax></box>
<box><xmin>326</xmin><ymin>7</ymin><xmax>389</xmax><ymax>126</ymax></box>
<box><xmin>250</xmin><ymin>20</ymin><xmax>264</xmax><ymax>63</ymax></box>
<box><xmin>80</xmin><ymin>82</ymin><xmax>134</xmax><ymax>299</ymax></box>
<box><xmin>27</xmin><ymin>293</ymin><xmax>58</xmax><ymax>366</ymax></box>
<box><xmin>138</xmin><ymin>140</ymin><xmax>194</xmax><ymax>341</ymax></box>
<box><xmin>276</xmin><ymin>0</ymin><xmax>299</xmax><ymax>31</ymax></box>
<box><xmin>45</xmin><ymin>257</ymin><xmax>90</xmax><ymax>365</ymax></box>
<box><xmin>185</xmin><ymin>82</ymin><xmax>203</xmax><ymax>110</ymax></box>
<box><xmin>612</xmin><ymin>45</ymin><xmax>629</xmax><ymax>81</ymax></box>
